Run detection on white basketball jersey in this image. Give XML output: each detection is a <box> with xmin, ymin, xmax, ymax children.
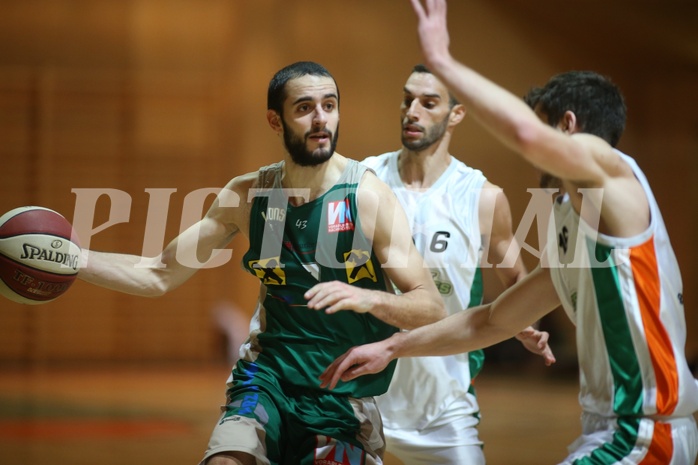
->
<box><xmin>363</xmin><ymin>151</ymin><xmax>488</xmax><ymax>432</ymax></box>
<box><xmin>547</xmin><ymin>150</ymin><xmax>698</xmax><ymax>421</ymax></box>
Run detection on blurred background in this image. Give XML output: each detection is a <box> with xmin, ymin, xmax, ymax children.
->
<box><xmin>0</xmin><ymin>1</ymin><xmax>696</xmax><ymax>464</ymax></box>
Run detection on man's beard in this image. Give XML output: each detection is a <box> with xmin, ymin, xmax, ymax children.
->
<box><xmin>401</xmin><ymin>114</ymin><xmax>448</xmax><ymax>151</ymax></box>
<box><xmin>283</xmin><ymin>120</ymin><xmax>339</xmax><ymax>167</ymax></box>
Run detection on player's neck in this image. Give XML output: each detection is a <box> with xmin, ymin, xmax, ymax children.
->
<box><xmin>282</xmin><ymin>153</ymin><xmax>346</xmax><ymax>205</ymax></box>
<box><xmin>397</xmin><ymin>146</ymin><xmax>451</xmax><ymax>190</ymax></box>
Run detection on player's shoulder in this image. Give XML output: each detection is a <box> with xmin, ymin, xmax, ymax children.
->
<box><xmin>225</xmin><ymin>172</ymin><xmax>256</xmax><ymax>194</ymax></box>
<box><xmin>227</xmin><ymin>162</ymin><xmax>283</xmax><ymax>193</ymax></box>
<box><xmin>356</xmin><ymin>161</ymin><xmax>397</xmax><ymax>207</ymax></box>
<box><xmin>479</xmin><ymin>180</ymin><xmax>506</xmax><ymax>206</ymax></box>
<box><xmin>608</xmin><ymin>148</ymin><xmax>642</xmax><ymax>180</ymax></box>
<box><xmin>361</xmin><ymin>151</ymin><xmax>397</xmax><ymax>171</ymax></box>
<box><xmin>449</xmin><ymin>156</ymin><xmax>486</xmax><ymax>180</ymax></box>
<box><xmin>439</xmin><ymin>157</ymin><xmax>487</xmax><ymax>197</ymax></box>
<box><xmin>357</xmin><ymin>167</ymin><xmax>388</xmax><ymax>192</ymax></box>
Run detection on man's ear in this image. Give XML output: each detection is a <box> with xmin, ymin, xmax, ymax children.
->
<box><xmin>561</xmin><ymin>110</ymin><xmax>578</xmax><ymax>134</ymax></box>
<box><xmin>267</xmin><ymin>110</ymin><xmax>283</xmax><ymax>133</ymax></box>
<box><xmin>449</xmin><ymin>104</ymin><xmax>466</xmax><ymax>126</ymax></box>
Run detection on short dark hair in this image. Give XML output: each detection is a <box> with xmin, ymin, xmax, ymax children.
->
<box><xmin>267</xmin><ymin>61</ymin><xmax>339</xmax><ymax>115</ymax></box>
<box><xmin>411</xmin><ymin>64</ymin><xmax>460</xmax><ymax>108</ymax></box>
<box><xmin>524</xmin><ymin>71</ymin><xmax>626</xmax><ymax>147</ymax></box>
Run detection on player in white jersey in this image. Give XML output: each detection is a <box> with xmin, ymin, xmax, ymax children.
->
<box><xmin>547</xmin><ymin>151</ymin><xmax>698</xmax><ymax>463</ymax></box>
<box><xmin>362</xmin><ymin>65</ymin><xmax>555</xmax><ymax>464</ymax></box>
<box><xmin>319</xmin><ymin>1</ymin><xmax>698</xmax><ymax>463</ymax></box>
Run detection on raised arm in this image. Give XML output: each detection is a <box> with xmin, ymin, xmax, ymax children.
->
<box><xmin>320</xmin><ymin>265</ymin><xmax>560</xmax><ymax>389</ymax></box>
<box><xmin>78</xmin><ymin>177</ymin><xmax>247</xmax><ymax>296</ymax></box>
<box><xmin>409</xmin><ymin>0</ymin><xmax>610</xmax><ymax>186</ymax></box>
<box><xmin>410</xmin><ymin>0</ymin><xmax>649</xmax><ymax>238</ymax></box>
<box><xmin>305</xmin><ymin>170</ymin><xmax>446</xmax><ymax>329</ymax></box>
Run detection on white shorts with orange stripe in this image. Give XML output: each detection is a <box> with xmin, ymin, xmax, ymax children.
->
<box><xmin>560</xmin><ymin>413</ymin><xmax>698</xmax><ymax>464</ymax></box>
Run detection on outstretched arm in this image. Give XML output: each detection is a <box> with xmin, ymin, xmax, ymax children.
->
<box><xmin>79</xmin><ymin>179</ymin><xmax>246</xmax><ymax>296</ymax></box>
<box><xmin>320</xmin><ymin>265</ymin><xmax>561</xmax><ymax>389</ymax></box>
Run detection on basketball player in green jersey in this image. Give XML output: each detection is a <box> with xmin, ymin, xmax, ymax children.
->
<box><xmin>78</xmin><ymin>61</ymin><xmax>445</xmax><ymax>465</ymax></box>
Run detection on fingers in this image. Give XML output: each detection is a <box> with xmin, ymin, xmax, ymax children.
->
<box><xmin>516</xmin><ymin>328</ymin><xmax>535</xmax><ymax>340</ymax></box>
<box><xmin>539</xmin><ymin>331</ymin><xmax>549</xmax><ymax>346</ymax></box>
<box><xmin>532</xmin><ymin>331</ymin><xmax>556</xmax><ymax>366</ymax></box>
<box><xmin>517</xmin><ymin>328</ymin><xmax>557</xmax><ymax>367</ymax></box>
<box><xmin>319</xmin><ymin>352</ymin><xmax>360</xmax><ymax>390</ymax></box>
<box><xmin>516</xmin><ymin>326</ymin><xmax>542</xmax><ymax>341</ymax></box>
<box><xmin>305</xmin><ymin>281</ymin><xmax>371</xmax><ymax>314</ymax></box>
<box><xmin>304</xmin><ymin>285</ymin><xmax>318</xmax><ymax>301</ymax></box>
<box><xmin>319</xmin><ymin>345</ymin><xmax>388</xmax><ymax>390</ymax></box>
<box><xmin>409</xmin><ymin>0</ymin><xmax>426</xmax><ymax>19</ymax></box>
<box><xmin>412</xmin><ymin>0</ymin><xmax>447</xmax><ymax>21</ymax></box>
<box><xmin>319</xmin><ymin>357</ymin><xmax>345</xmax><ymax>390</ymax></box>
<box><xmin>434</xmin><ymin>0</ymin><xmax>447</xmax><ymax>17</ymax></box>
<box><xmin>542</xmin><ymin>345</ymin><xmax>557</xmax><ymax>366</ymax></box>
<box><xmin>305</xmin><ymin>282</ymin><xmax>345</xmax><ymax>313</ymax></box>
<box><xmin>544</xmin><ymin>351</ymin><xmax>557</xmax><ymax>366</ymax></box>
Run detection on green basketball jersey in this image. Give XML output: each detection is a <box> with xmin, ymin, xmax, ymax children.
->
<box><xmin>240</xmin><ymin>159</ymin><xmax>398</xmax><ymax>397</ymax></box>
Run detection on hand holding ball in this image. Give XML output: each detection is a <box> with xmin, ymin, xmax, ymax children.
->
<box><xmin>0</xmin><ymin>207</ymin><xmax>81</xmax><ymax>305</ymax></box>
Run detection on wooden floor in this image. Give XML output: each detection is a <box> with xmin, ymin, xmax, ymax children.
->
<box><xmin>0</xmin><ymin>362</ymin><xmax>579</xmax><ymax>464</ymax></box>
<box><xmin>0</xmin><ymin>363</ymin><xmax>690</xmax><ymax>464</ymax></box>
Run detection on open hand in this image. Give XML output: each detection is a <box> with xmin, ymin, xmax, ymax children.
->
<box><xmin>305</xmin><ymin>281</ymin><xmax>377</xmax><ymax>314</ymax></box>
<box><xmin>516</xmin><ymin>326</ymin><xmax>556</xmax><ymax>366</ymax></box>
<box><xmin>319</xmin><ymin>339</ymin><xmax>394</xmax><ymax>390</ymax></box>
<box><xmin>409</xmin><ymin>0</ymin><xmax>452</xmax><ymax>67</ymax></box>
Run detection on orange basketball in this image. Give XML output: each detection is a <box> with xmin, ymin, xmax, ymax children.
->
<box><xmin>0</xmin><ymin>206</ymin><xmax>81</xmax><ymax>305</ymax></box>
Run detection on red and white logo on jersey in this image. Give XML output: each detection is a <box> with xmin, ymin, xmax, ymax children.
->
<box><xmin>327</xmin><ymin>199</ymin><xmax>354</xmax><ymax>233</ymax></box>
<box><xmin>314</xmin><ymin>435</ymin><xmax>365</xmax><ymax>465</ymax></box>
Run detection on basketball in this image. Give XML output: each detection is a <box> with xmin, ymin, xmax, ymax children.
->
<box><xmin>0</xmin><ymin>206</ymin><xmax>81</xmax><ymax>305</ymax></box>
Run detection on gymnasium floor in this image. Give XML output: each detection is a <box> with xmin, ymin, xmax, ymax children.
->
<box><xmin>0</xmin><ymin>363</ymin><xmax>585</xmax><ymax>464</ymax></box>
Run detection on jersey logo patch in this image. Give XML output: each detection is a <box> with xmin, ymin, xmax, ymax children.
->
<box><xmin>431</xmin><ymin>270</ymin><xmax>453</xmax><ymax>296</ymax></box>
<box><xmin>327</xmin><ymin>199</ymin><xmax>354</xmax><ymax>233</ymax></box>
<box><xmin>249</xmin><ymin>257</ymin><xmax>286</xmax><ymax>285</ymax></box>
<box><xmin>558</xmin><ymin>225</ymin><xmax>569</xmax><ymax>254</ymax></box>
<box><xmin>314</xmin><ymin>435</ymin><xmax>365</xmax><ymax>465</ymax></box>
<box><xmin>344</xmin><ymin>249</ymin><xmax>377</xmax><ymax>284</ymax></box>
<box><xmin>261</xmin><ymin>208</ymin><xmax>286</xmax><ymax>233</ymax></box>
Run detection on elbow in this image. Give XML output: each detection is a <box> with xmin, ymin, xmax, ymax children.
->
<box><xmin>129</xmin><ymin>282</ymin><xmax>168</xmax><ymax>298</ymax></box>
<box><xmin>431</xmin><ymin>299</ymin><xmax>448</xmax><ymax>322</ymax></box>
<box><xmin>142</xmin><ymin>268</ymin><xmax>177</xmax><ymax>297</ymax></box>
<box><xmin>146</xmin><ymin>284</ymin><xmax>169</xmax><ymax>298</ymax></box>
<box><xmin>485</xmin><ymin>304</ymin><xmax>520</xmax><ymax>343</ymax></box>
<box><xmin>150</xmin><ymin>275</ymin><xmax>183</xmax><ymax>297</ymax></box>
<box><xmin>437</xmin><ymin>303</ymin><xmax>447</xmax><ymax>320</ymax></box>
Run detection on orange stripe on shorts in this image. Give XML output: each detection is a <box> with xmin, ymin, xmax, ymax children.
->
<box><xmin>639</xmin><ymin>421</ymin><xmax>673</xmax><ymax>464</ymax></box>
